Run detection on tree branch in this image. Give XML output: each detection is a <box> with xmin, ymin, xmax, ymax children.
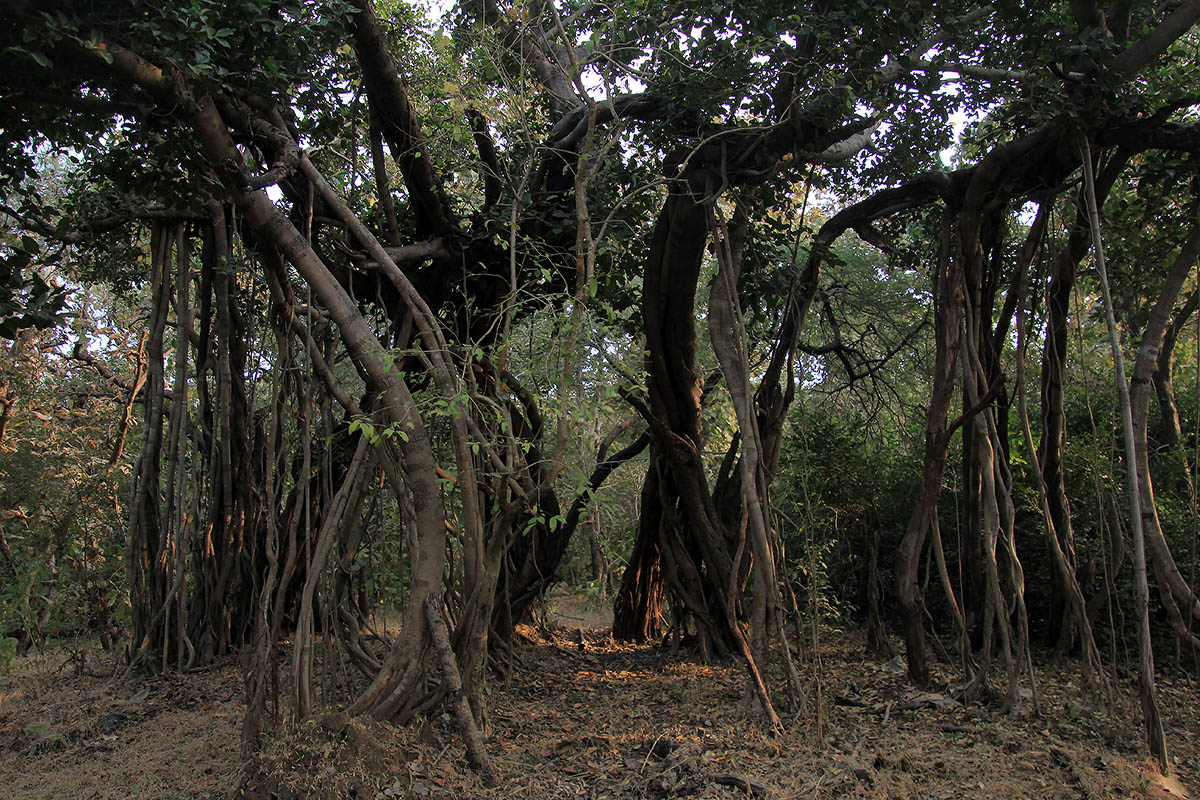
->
<box><xmin>1106</xmin><ymin>0</ymin><xmax>1200</xmax><ymax>80</ymax></box>
<box><xmin>347</xmin><ymin>0</ymin><xmax>458</xmax><ymax>237</ymax></box>
<box><xmin>467</xmin><ymin>108</ymin><xmax>503</xmax><ymax>213</ymax></box>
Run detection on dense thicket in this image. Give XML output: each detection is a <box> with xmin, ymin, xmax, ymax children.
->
<box><xmin>2</xmin><ymin>0</ymin><xmax>1200</xmax><ymax>779</ymax></box>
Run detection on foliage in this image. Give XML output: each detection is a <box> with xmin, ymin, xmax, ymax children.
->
<box><xmin>777</xmin><ymin>393</ymin><xmax>923</xmax><ymax>624</ymax></box>
<box><xmin>0</xmin><ymin>313</ymin><xmax>134</xmax><ymax>646</ymax></box>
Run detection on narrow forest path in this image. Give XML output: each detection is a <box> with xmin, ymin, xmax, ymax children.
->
<box><xmin>0</xmin><ymin>626</ymin><xmax>1196</xmax><ymax>799</ymax></box>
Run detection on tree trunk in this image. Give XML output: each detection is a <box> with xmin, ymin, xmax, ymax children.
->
<box><xmin>1082</xmin><ymin>138</ymin><xmax>1169</xmax><ymax>772</ymax></box>
<box><xmin>616</xmin><ymin>187</ymin><xmax>726</xmax><ymax>647</ymax></box>
<box><xmin>864</xmin><ymin>529</ymin><xmax>892</xmax><ymax>658</ymax></box>
<box><xmin>898</xmin><ymin>211</ymin><xmax>963</xmax><ymax>687</ymax></box>
<box><xmin>1014</xmin><ymin>201</ymin><xmax>1104</xmax><ymax>689</ymax></box>
<box><xmin>613</xmin><ymin>458</ymin><xmax>666</xmax><ymax>642</ymax></box>
<box><xmin>1153</xmin><ymin>288</ymin><xmax>1199</xmax><ymax>452</ymax></box>
<box><xmin>1038</xmin><ymin>154</ymin><xmax>1129</xmax><ymax>649</ymax></box>
<box><xmin>1127</xmin><ymin>198</ymin><xmax>1200</xmax><ymax>657</ymax></box>
<box><xmin>125</xmin><ymin>221</ymin><xmax>172</xmax><ymax>671</ymax></box>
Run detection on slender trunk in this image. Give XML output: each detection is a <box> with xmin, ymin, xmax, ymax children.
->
<box><xmin>1154</xmin><ymin>288</ymin><xmax>1199</xmax><ymax>452</ymax></box>
<box><xmin>1014</xmin><ymin>210</ymin><xmax>1105</xmax><ymax>689</ymax></box>
<box><xmin>1127</xmin><ymin>199</ymin><xmax>1200</xmax><ymax>655</ymax></box>
<box><xmin>126</xmin><ymin>222</ymin><xmax>172</xmax><ymax>671</ymax></box>
<box><xmin>1039</xmin><ymin>154</ymin><xmax>1129</xmax><ymax>647</ymax></box>
<box><xmin>864</xmin><ymin>528</ymin><xmax>892</xmax><ymax>658</ymax></box>
<box><xmin>707</xmin><ymin>200</ymin><xmax>784</xmax><ymax>727</ymax></box>
<box><xmin>1082</xmin><ymin>137</ymin><xmax>1168</xmax><ymax>772</ymax></box>
<box><xmin>898</xmin><ymin>211</ymin><xmax>963</xmax><ymax>687</ymax></box>
<box><xmin>293</xmin><ymin>438</ymin><xmax>374</xmax><ymax>719</ymax></box>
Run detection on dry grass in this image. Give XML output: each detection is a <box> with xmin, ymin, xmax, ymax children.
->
<box><xmin>0</xmin><ymin>607</ymin><xmax>1196</xmax><ymax>799</ymax></box>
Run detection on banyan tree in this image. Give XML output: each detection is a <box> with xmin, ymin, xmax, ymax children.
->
<box><xmin>3</xmin><ymin>0</ymin><xmax>1200</xmax><ymax>779</ymax></box>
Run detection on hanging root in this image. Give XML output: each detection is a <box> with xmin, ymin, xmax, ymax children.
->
<box><xmin>423</xmin><ymin>597</ymin><xmax>496</xmax><ymax>787</ymax></box>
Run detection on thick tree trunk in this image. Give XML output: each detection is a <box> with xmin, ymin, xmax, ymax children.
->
<box><xmin>954</xmin><ymin>145</ymin><xmax>1037</xmax><ymax>708</ymax></box>
<box><xmin>146</xmin><ymin>86</ymin><xmax>464</xmax><ymax>732</ymax></box>
<box><xmin>958</xmin><ymin>215</ymin><xmax>1009</xmax><ymax>637</ymax></box>
<box><xmin>616</xmin><ymin>187</ymin><xmax>723</xmax><ymax>645</ymax></box>
<box><xmin>613</xmin><ymin>458</ymin><xmax>666</xmax><ymax>641</ymax></box>
<box><xmin>614</xmin><ymin>184</ymin><xmax>788</xmax><ymax>723</ymax></box>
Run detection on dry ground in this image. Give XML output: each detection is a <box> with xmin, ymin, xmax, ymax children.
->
<box><xmin>1</xmin><ymin>606</ymin><xmax>1197</xmax><ymax>799</ymax></box>
<box><xmin>0</xmin><ymin>637</ymin><xmax>240</xmax><ymax>799</ymax></box>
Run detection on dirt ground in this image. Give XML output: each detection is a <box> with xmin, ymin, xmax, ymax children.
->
<box><xmin>0</xmin><ymin>637</ymin><xmax>241</xmax><ymax>799</ymax></box>
<box><xmin>1</xmin><ymin>606</ymin><xmax>1197</xmax><ymax>799</ymax></box>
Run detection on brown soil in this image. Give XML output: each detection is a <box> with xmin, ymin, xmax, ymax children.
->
<box><xmin>1</xmin><ymin>615</ymin><xmax>1197</xmax><ymax>800</ymax></box>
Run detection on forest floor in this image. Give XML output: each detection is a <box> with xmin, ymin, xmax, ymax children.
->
<box><xmin>1</xmin><ymin>599</ymin><xmax>1198</xmax><ymax>799</ymax></box>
